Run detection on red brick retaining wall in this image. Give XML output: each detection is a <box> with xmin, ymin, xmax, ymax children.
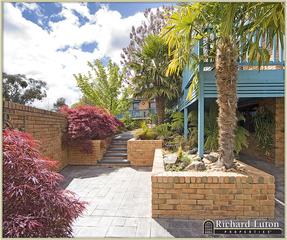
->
<box><xmin>3</xmin><ymin>101</ymin><xmax>68</xmax><ymax>170</ymax></box>
<box><xmin>68</xmin><ymin>138</ymin><xmax>112</xmax><ymax>165</ymax></box>
<box><xmin>275</xmin><ymin>98</ymin><xmax>284</xmax><ymax>166</ymax></box>
<box><xmin>152</xmin><ymin>149</ymin><xmax>275</xmax><ymax>219</ymax></box>
<box><xmin>127</xmin><ymin>139</ymin><xmax>163</xmax><ymax>166</ymax></box>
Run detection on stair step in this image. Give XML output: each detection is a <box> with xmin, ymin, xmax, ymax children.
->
<box><xmin>99</xmin><ymin>159</ymin><xmax>130</xmax><ymax>164</ymax></box>
<box><xmin>108</xmin><ymin>147</ymin><xmax>127</xmax><ymax>152</ymax></box>
<box><xmin>113</xmin><ymin>137</ymin><xmax>132</xmax><ymax>141</ymax></box>
<box><xmin>111</xmin><ymin>141</ymin><xmax>128</xmax><ymax>144</ymax></box>
<box><xmin>104</xmin><ymin>152</ymin><xmax>127</xmax><ymax>157</ymax></box>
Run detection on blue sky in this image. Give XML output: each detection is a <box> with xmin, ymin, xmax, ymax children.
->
<box><xmin>11</xmin><ymin>2</ymin><xmax>172</xmax><ymax>53</ymax></box>
<box><xmin>4</xmin><ymin>2</ymin><xmax>174</xmax><ymax>109</ymax></box>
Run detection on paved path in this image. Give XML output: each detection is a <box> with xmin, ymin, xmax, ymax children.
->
<box><xmin>60</xmin><ymin>165</ymin><xmax>284</xmax><ymax>238</ymax></box>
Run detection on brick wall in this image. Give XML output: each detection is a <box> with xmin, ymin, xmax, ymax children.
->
<box><xmin>3</xmin><ymin>101</ymin><xmax>68</xmax><ymax>170</ymax></box>
<box><xmin>127</xmin><ymin>139</ymin><xmax>163</xmax><ymax>166</ymax></box>
<box><xmin>275</xmin><ymin>98</ymin><xmax>284</xmax><ymax>166</ymax></box>
<box><xmin>68</xmin><ymin>138</ymin><xmax>112</xmax><ymax>165</ymax></box>
<box><xmin>152</xmin><ymin>149</ymin><xmax>275</xmax><ymax>219</ymax></box>
<box><xmin>139</xmin><ymin>100</ymin><xmax>149</xmax><ymax>110</ymax></box>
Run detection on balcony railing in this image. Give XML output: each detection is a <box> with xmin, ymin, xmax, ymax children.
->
<box><xmin>129</xmin><ymin>109</ymin><xmax>156</xmax><ymax>119</ymax></box>
<box><xmin>116</xmin><ymin>109</ymin><xmax>156</xmax><ymax>120</ymax></box>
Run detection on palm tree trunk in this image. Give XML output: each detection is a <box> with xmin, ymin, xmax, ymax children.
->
<box><xmin>215</xmin><ymin>37</ymin><xmax>238</xmax><ymax>169</ymax></box>
<box><xmin>155</xmin><ymin>96</ymin><xmax>165</xmax><ymax>124</ymax></box>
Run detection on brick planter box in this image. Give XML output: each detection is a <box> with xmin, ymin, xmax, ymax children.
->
<box><xmin>127</xmin><ymin>139</ymin><xmax>163</xmax><ymax>166</ymax></box>
<box><xmin>68</xmin><ymin>137</ymin><xmax>112</xmax><ymax>165</ymax></box>
<box><xmin>152</xmin><ymin>149</ymin><xmax>275</xmax><ymax>219</ymax></box>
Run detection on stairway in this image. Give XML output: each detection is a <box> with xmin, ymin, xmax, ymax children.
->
<box><xmin>97</xmin><ymin>132</ymin><xmax>133</xmax><ymax>166</ymax></box>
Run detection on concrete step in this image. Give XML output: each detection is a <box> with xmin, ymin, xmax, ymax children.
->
<box><xmin>113</xmin><ymin>136</ymin><xmax>132</xmax><ymax>141</ymax></box>
<box><xmin>104</xmin><ymin>152</ymin><xmax>127</xmax><ymax>157</ymax></box>
<box><xmin>107</xmin><ymin>147</ymin><xmax>127</xmax><ymax>152</ymax></box>
<box><xmin>98</xmin><ymin>159</ymin><xmax>130</xmax><ymax>165</ymax></box>
<box><xmin>109</xmin><ymin>145</ymin><xmax>127</xmax><ymax>150</ymax></box>
<box><xmin>111</xmin><ymin>141</ymin><xmax>128</xmax><ymax>145</ymax></box>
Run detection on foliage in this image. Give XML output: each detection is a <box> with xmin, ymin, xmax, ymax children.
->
<box><xmin>165</xmin><ymin>154</ymin><xmax>192</xmax><ymax>171</ymax></box>
<box><xmin>161</xmin><ymin>2</ymin><xmax>284</xmax><ymax>76</ymax></box>
<box><xmin>127</xmin><ymin>34</ymin><xmax>181</xmax><ymax>123</ymax></box>
<box><xmin>177</xmin><ymin>146</ymin><xmax>183</xmax><ymax>160</ymax></box>
<box><xmin>121</xmin><ymin>7</ymin><xmax>177</xmax><ymax>123</ymax></box>
<box><xmin>135</xmin><ymin>122</ymin><xmax>157</xmax><ymax>140</ymax></box>
<box><xmin>75</xmin><ymin>59</ymin><xmax>131</xmax><ymax>115</ymax></box>
<box><xmin>203</xmin><ymin>105</ymin><xmax>249</xmax><ymax>154</ymax></box>
<box><xmin>204</xmin><ymin>106</ymin><xmax>219</xmax><ymax>152</ymax></box>
<box><xmin>120</xmin><ymin>112</ymin><xmax>142</xmax><ymax>130</ymax></box>
<box><xmin>53</xmin><ymin>97</ymin><xmax>66</xmax><ymax>111</ymax></box>
<box><xmin>161</xmin><ymin>2</ymin><xmax>284</xmax><ymax>167</ymax></box>
<box><xmin>149</xmin><ymin>112</ymin><xmax>158</xmax><ymax>125</ymax></box>
<box><xmin>120</xmin><ymin>112</ymin><xmax>135</xmax><ymax>130</ymax></box>
<box><xmin>155</xmin><ymin>123</ymin><xmax>172</xmax><ymax>140</ymax></box>
<box><xmin>3</xmin><ymin>129</ymin><xmax>85</xmax><ymax>237</ymax></box>
<box><xmin>121</xmin><ymin>6</ymin><xmax>174</xmax><ymax>79</ymax></box>
<box><xmin>60</xmin><ymin>105</ymin><xmax>124</xmax><ymax>153</ymax></box>
<box><xmin>253</xmin><ymin>107</ymin><xmax>275</xmax><ymax>155</ymax></box>
<box><xmin>171</xmin><ymin>112</ymin><xmax>184</xmax><ymax>133</ymax></box>
<box><xmin>3</xmin><ymin>72</ymin><xmax>47</xmax><ymax>104</ymax></box>
<box><xmin>235</xmin><ymin>126</ymin><xmax>250</xmax><ymax>155</ymax></box>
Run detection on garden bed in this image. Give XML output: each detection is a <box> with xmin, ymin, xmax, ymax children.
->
<box><xmin>127</xmin><ymin>139</ymin><xmax>163</xmax><ymax>166</ymax></box>
<box><xmin>152</xmin><ymin>149</ymin><xmax>275</xmax><ymax>219</ymax></box>
<box><xmin>68</xmin><ymin>137</ymin><xmax>112</xmax><ymax>165</ymax></box>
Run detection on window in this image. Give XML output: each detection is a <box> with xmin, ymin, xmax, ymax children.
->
<box><xmin>133</xmin><ymin>102</ymin><xmax>139</xmax><ymax>110</ymax></box>
<box><xmin>150</xmin><ymin>102</ymin><xmax>156</xmax><ymax>109</ymax></box>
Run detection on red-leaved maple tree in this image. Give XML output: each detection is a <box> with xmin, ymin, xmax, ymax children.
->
<box><xmin>60</xmin><ymin>105</ymin><xmax>124</xmax><ymax>153</ymax></box>
<box><xmin>3</xmin><ymin>129</ymin><xmax>86</xmax><ymax>237</ymax></box>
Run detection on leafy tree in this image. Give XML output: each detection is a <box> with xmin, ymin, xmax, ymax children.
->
<box><xmin>121</xmin><ymin>6</ymin><xmax>174</xmax><ymax>80</ymax></box>
<box><xmin>161</xmin><ymin>2</ymin><xmax>284</xmax><ymax>168</ymax></box>
<box><xmin>128</xmin><ymin>35</ymin><xmax>180</xmax><ymax>123</ymax></box>
<box><xmin>3</xmin><ymin>72</ymin><xmax>47</xmax><ymax>104</ymax></box>
<box><xmin>74</xmin><ymin>60</ymin><xmax>131</xmax><ymax>115</ymax></box>
<box><xmin>53</xmin><ymin>97</ymin><xmax>66</xmax><ymax>111</ymax></box>
<box><xmin>60</xmin><ymin>105</ymin><xmax>124</xmax><ymax>153</ymax></box>
<box><xmin>3</xmin><ymin>129</ymin><xmax>85</xmax><ymax>237</ymax></box>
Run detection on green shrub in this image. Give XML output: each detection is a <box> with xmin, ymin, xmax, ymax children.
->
<box><xmin>149</xmin><ymin>113</ymin><xmax>158</xmax><ymax>125</ymax></box>
<box><xmin>171</xmin><ymin>112</ymin><xmax>184</xmax><ymax>133</ymax></box>
<box><xmin>203</xmin><ymin>105</ymin><xmax>249</xmax><ymax>154</ymax></box>
<box><xmin>253</xmin><ymin>107</ymin><xmax>274</xmax><ymax>155</ymax></box>
<box><xmin>177</xmin><ymin>146</ymin><xmax>183</xmax><ymax>160</ymax></box>
<box><xmin>155</xmin><ymin>123</ymin><xmax>172</xmax><ymax>139</ymax></box>
<box><xmin>135</xmin><ymin>122</ymin><xmax>157</xmax><ymax>140</ymax></box>
<box><xmin>165</xmin><ymin>153</ymin><xmax>191</xmax><ymax>171</ymax></box>
<box><xmin>204</xmin><ymin>106</ymin><xmax>219</xmax><ymax>151</ymax></box>
<box><xmin>121</xmin><ymin>112</ymin><xmax>136</xmax><ymax>130</ymax></box>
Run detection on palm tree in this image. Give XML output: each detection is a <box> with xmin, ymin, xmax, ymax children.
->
<box><xmin>161</xmin><ymin>2</ymin><xmax>284</xmax><ymax>168</ymax></box>
<box><xmin>128</xmin><ymin>35</ymin><xmax>180</xmax><ymax>124</ymax></box>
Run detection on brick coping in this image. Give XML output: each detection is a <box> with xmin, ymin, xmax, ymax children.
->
<box><xmin>152</xmin><ymin>149</ymin><xmax>274</xmax><ymax>184</ymax></box>
<box><xmin>128</xmin><ymin>138</ymin><xmax>163</xmax><ymax>142</ymax></box>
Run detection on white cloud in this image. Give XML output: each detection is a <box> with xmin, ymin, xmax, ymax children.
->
<box><xmin>3</xmin><ymin>3</ymin><xmax>146</xmax><ymax>109</ymax></box>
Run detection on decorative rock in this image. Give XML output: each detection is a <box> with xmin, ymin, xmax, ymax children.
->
<box><xmin>163</xmin><ymin>153</ymin><xmax>177</xmax><ymax>164</ymax></box>
<box><xmin>185</xmin><ymin>160</ymin><xmax>206</xmax><ymax>171</ymax></box>
<box><xmin>191</xmin><ymin>155</ymin><xmax>202</xmax><ymax>162</ymax></box>
<box><xmin>206</xmin><ymin>152</ymin><xmax>219</xmax><ymax>162</ymax></box>
<box><xmin>203</xmin><ymin>158</ymin><xmax>211</xmax><ymax>164</ymax></box>
<box><xmin>189</xmin><ymin>148</ymin><xmax>198</xmax><ymax>154</ymax></box>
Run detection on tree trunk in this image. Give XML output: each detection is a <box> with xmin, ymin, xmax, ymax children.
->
<box><xmin>155</xmin><ymin>96</ymin><xmax>165</xmax><ymax>124</ymax></box>
<box><xmin>215</xmin><ymin>37</ymin><xmax>238</xmax><ymax>169</ymax></box>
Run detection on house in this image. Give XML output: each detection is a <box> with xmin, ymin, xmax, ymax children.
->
<box><xmin>128</xmin><ymin>98</ymin><xmax>156</xmax><ymax>119</ymax></box>
<box><xmin>179</xmin><ymin>36</ymin><xmax>284</xmax><ymax>166</ymax></box>
<box><xmin>116</xmin><ymin>98</ymin><xmax>156</xmax><ymax>120</ymax></box>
